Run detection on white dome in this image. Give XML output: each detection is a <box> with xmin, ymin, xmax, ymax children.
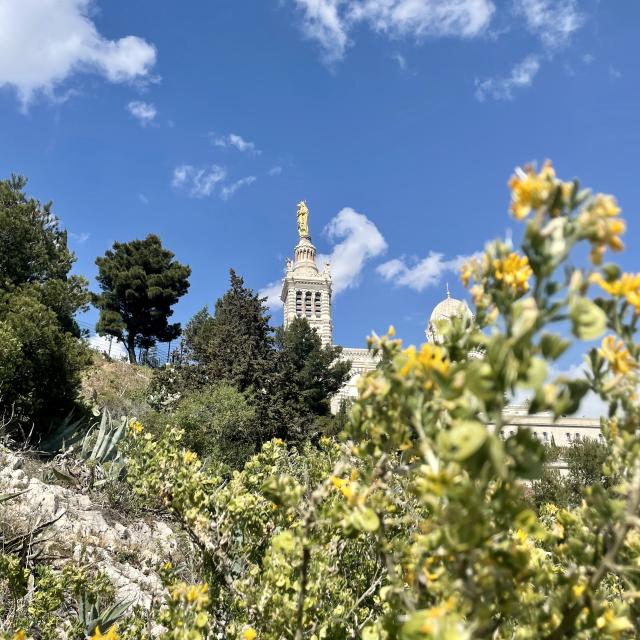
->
<box><xmin>429</xmin><ymin>296</ymin><xmax>471</xmax><ymax>323</ymax></box>
<box><xmin>426</xmin><ymin>291</ymin><xmax>472</xmax><ymax>343</ymax></box>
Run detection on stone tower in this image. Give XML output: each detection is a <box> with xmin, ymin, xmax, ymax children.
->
<box><xmin>280</xmin><ymin>203</ymin><xmax>333</xmax><ymax>346</ymax></box>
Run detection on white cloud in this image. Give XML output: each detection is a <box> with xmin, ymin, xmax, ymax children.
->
<box><xmin>392</xmin><ymin>52</ymin><xmax>407</xmax><ymax>70</ymax></box>
<box><xmin>268</xmin><ymin>165</ymin><xmax>283</xmax><ymax>176</ymax></box>
<box><xmin>138</xmin><ymin>193</ymin><xmax>149</xmax><ymax>205</ymax></box>
<box><xmin>69</xmin><ymin>231</ymin><xmax>90</xmax><ymax>243</ymax></box>
<box><xmin>514</xmin><ymin>0</ymin><xmax>584</xmax><ymax>50</ymax></box>
<box><xmin>475</xmin><ymin>54</ymin><xmax>540</xmax><ymax>101</ymax></box>
<box><xmin>609</xmin><ymin>65</ymin><xmax>622</xmax><ymax>80</ymax></box>
<box><xmin>291</xmin><ymin>0</ymin><xmax>495</xmax><ymax>62</ymax></box>
<box><xmin>0</xmin><ymin>0</ymin><xmax>157</xmax><ymax>108</ymax></box>
<box><xmin>318</xmin><ymin>207</ymin><xmax>387</xmax><ymax>294</ymax></box>
<box><xmin>172</xmin><ymin>164</ymin><xmax>227</xmax><ymax>198</ymax></box>
<box><xmin>87</xmin><ymin>334</ymin><xmax>128</xmax><ymax>360</ymax></box>
<box><xmin>220</xmin><ymin>176</ymin><xmax>257</xmax><ymax>200</ymax></box>
<box><xmin>377</xmin><ymin>251</ymin><xmax>476</xmax><ymax>291</ymax></box>
<box><xmin>127</xmin><ymin>100</ymin><xmax>157</xmax><ymax>125</ymax></box>
<box><xmin>259</xmin><ymin>280</ymin><xmax>284</xmax><ymax>310</ymax></box>
<box><xmin>211</xmin><ymin>132</ymin><xmax>261</xmax><ymax>155</ymax></box>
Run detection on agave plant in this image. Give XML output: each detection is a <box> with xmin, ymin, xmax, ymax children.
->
<box><xmin>79</xmin><ymin>591</ymin><xmax>132</xmax><ymax>636</ymax></box>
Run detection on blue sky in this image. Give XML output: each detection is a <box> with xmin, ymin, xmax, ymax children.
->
<box><xmin>1</xmin><ymin>0</ymin><xmax>639</xmax><ymax>360</ymax></box>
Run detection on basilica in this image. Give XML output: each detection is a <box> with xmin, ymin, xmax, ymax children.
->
<box><xmin>279</xmin><ymin>203</ymin><xmax>601</xmax><ymax>456</ymax></box>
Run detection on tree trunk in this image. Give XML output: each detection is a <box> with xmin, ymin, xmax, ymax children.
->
<box><xmin>126</xmin><ymin>335</ymin><xmax>137</xmax><ymax>364</ymax></box>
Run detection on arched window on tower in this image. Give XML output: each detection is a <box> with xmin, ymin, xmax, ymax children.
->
<box><xmin>296</xmin><ymin>291</ymin><xmax>302</xmax><ymax>316</ymax></box>
<box><xmin>305</xmin><ymin>292</ymin><xmax>312</xmax><ymax>317</ymax></box>
<box><xmin>314</xmin><ymin>292</ymin><xmax>321</xmax><ymax>317</ymax></box>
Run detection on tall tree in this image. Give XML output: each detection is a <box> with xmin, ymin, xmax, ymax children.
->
<box><xmin>273</xmin><ymin>317</ymin><xmax>351</xmax><ymax>443</ymax></box>
<box><xmin>94</xmin><ymin>235</ymin><xmax>191</xmax><ymax>363</ymax></box>
<box><xmin>0</xmin><ymin>175</ymin><xmax>90</xmax><ymax>433</ymax></box>
<box><xmin>183</xmin><ymin>269</ymin><xmax>275</xmax><ymax>392</ymax></box>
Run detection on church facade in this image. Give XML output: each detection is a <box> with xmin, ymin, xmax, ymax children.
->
<box><xmin>279</xmin><ymin>203</ymin><xmax>601</xmax><ymax>448</ymax></box>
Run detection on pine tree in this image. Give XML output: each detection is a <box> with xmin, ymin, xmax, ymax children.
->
<box><xmin>183</xmin><ymin>269</ymin><xmax>275</xmax><ymax>393</ymax></box>
<box><xmin>94</xmin><ymin>235</ymin><xmax>191</xmax><ymax>364</ymax></box>
<box><xmin>273</xmin><ymin>317</ymin><xmax>351</xmax><ymax>443</ymax></box>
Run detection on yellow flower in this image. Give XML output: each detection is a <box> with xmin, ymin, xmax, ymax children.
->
<box><xmin>242</xmin><ymin>627</ymin><xmax>257</xmax><ymax>640</ymax></box>
<box><xmin>128</xmin><ymin>419</ymin><xmax>143</xmax><ymax>434</ymax></box>
<box><xmin>599</xmin><ymin>336</ymin><xmax>637</xmax><ymax>376</ymax></box>
<box><xmin>91</xmin><ymin>627</ymin><xmax>119</xmax><ymax>640</ymax></box>
<box><xmin>460</xmin><ymin>260</ymin><xmax>475</xmax><ymax>287</ymax></box>
<box><xmin>183</xmin><ymin>450</ymin><xmax>198</xmax><ymax>465</ymax></box>
<box><xmin>578</xmin><ymin>194</ymin><xmax>625</xmax><ymax>264</ymax></box>
<box><xmin>572</xmin><ymin>582</ymin><xmax>586</xmax><ymax>598</ymax></box>
<box><xmin>170</xmin><ymin>582</ymin><xmax>209</xmax><ymax>607</ymax></box>
<box><xmin>590</xmin><ymin>272</ymin><xmax>640</xmax><ymax>314</ymax></box>
<box><xmin>399</xmin><ymin>344</ymin><xmax>449</xmax><ymax>379</ymax></box>
<box><xmin>12</xmin><ymin>632</ymin><xmax>26</xmax><ymax>640</ymax></box>
<box><xmin>493</xmin><ymin>253</ymin><xmax>533</xmax><ymax>295</ymax></box>
<box><xmin>508</xmin><ymin>160</ymin><xmax>556</xmax><ymax>220</ymax></box>
<box><xmin>387</xmin><ymin>324</ymin><xmax>395</xmax><ymax>337</ymax></box>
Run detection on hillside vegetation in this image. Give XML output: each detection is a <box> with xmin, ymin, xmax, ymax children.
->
<box><xmin>2</xmin><ymin>163</ymin><xmax>640</xmax><ymax>639</ymax></box>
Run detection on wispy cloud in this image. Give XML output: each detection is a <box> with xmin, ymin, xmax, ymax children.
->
<box><xmin>377</xmin><ymin>251</ymin><xmax>478</xmax><ymax>291</ymax></box>
<box><xmin>211</xmin><ymin>132</ymin><xmax>261</xmax><ymax>155</ymax></box>
<box><xmin>514</xmin><ymin>0</ymin><xmax>584</xmax><ymax>50</ymax></box>
<box><xmin>318</xmin><ymin>207</ymin><xmax>387</xmax><ymax>295</ymax></box>
<box><xmin>0</xmin><ymin>0</ymin><xmax>157</xmax><ymax>109</ymax></box>
<box><xmin>268</xmin><ymin>165</ymin><xmax>283</xmax><ymax>176</ymax></box>
<box><xmin>127</xmin><ymin>100</ymin><xmax>157</xmax><ymax>126</ymax></box>
<box><xmin>69</xmin><ymin>231</ymin><xmax>90</xmax><ymax>244</ymax></box>
<box><xmin>475</xmin><ymin>54</ymin><xmax>540</xmax><ymax>101</ymax></box>
<box><xmin>221</xmin><ymin>176</ymin><xmax>257</xmax><ymax>200</ymax></box>
<box><xmin>291</xmin><ymin>0</ymin><xmax>496</xmax><ymax>63</ymax></box>
<box><xmin>139</xmin><ymin>193</ymin><xmax>149</xmax><ymax>205</ymax></box>
<box><xmin>609</xmin><ymin>65</ymin><xmax>622</xmax><ymax>80</ymax></box>
<box><xmin>172</xmin><ymin>164</ymin><xmax>227</xmax><ymax>198</ymax></box>
<box><xmin>392</xmin><ymin>52</ymin><xmax>407</xmax><ymax>70</ymax></box>
<box><xmin>259</xmin><ymin>280</ymin><xmax>285</xmax><ymax>310</ymax></box>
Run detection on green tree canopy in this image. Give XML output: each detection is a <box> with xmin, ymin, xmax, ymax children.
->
<box><xmin>273</xmin><ymin>316</ymin><xmax>351</xmax><ymax>443</ymax></box>
<box><xmin>0</xmin><ymin>175</ymin><xmax>90</xmax><ymax>434</ymax></box>
<box><xmin>183</xmin><ymin>269</ymin><xmax>274</xmax><ymax>392</ymax></box>
<box><xmin>94</xmin><ymin>235</ymin><xmax>191</xmax><ymax>363</ymax></box>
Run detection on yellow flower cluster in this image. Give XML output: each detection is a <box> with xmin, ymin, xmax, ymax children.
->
<box><xmin>508</xmin><ymin>160</ymin><xmax>557</xmax><ymax>220</ymax></box>
<box><xmin>183</xmin><ymin>450</ymin><xmax>199</xmax><ymax>465</ymax></box>
<box><xmin>399</xmin><ymin>344</ymin><xmax>450</xmax><ymax>381</ymax></box>
<box><xmin>170</xmin><ymin>582</ymin><xmax>210</xmax><ymax>608</ymax></box>
<box><xmin>331</xmin><ymin>475</ymin><xmax>363</xmax><ymax>506</ymax></box>
<box><xmin>599</xmin><ymin>336</ymin><xmax>637</xmax><ymax>376</ymax></box>
<box><xmin>242</xmin><ymin>629</ymin><xmax>257</xmax><ymax>640</ymax></box>
<box><xmin>590</xmin><ymin>272</ymin><xmax>640</xmax><ymax>313</ymax></box>
<box><xmin>129</xmin><ymin>419</ymin><xmax>144</xmax><ymax>434</ymax></box>
<box><xmin>91</xmin><ymin>627</ymin><xmax>118</xmax><ymax>640</ymax></box>
<box><xmin>493</xmin><ymin>253</ymin><xmax>533</xmax><ymax>295</ymax></box>
<box><xmin>578</xmin><ymin>194</ymin><xmax>625</xmax><ymax>264</ymax></box>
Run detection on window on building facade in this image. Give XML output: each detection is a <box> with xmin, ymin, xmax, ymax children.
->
<box><xmin>296</xmin><ymin>291</ymin><xmax>302</xmax><ymax>316</ymax></box>
<box><xmin>305</xmin><ymin>291</ymin><xmax>312</xmax><ymax>317</ymax></box>
<box><xmin>315</xmin><ymin>292</ymin><xmax>321</xmax><ymax>317</ymax></box>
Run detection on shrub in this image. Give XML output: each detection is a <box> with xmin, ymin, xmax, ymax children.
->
<box><xmin>170</xmin><ymin>384</ymin><xmax>258</xmax><ymax>467</ymax></box>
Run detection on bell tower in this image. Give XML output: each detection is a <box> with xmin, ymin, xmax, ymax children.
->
<box><xmin>280</xmin><ymin>201</ymin><xmax>333</xmax><ymax>346</ymax></box>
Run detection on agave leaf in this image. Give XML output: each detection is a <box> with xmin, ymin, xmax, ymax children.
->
<box><xmin>91</xmin><ymin>408</ymin><xmax>111</xmax><ymax>461</ymax></box>
<box><xmin>0</xmin><ymin>490</ymin><xmax>28</xmax><ymax>504</ymax></box>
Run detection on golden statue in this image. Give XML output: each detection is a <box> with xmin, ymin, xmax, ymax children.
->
<box><xmin>297</xmin><ymin>200</ymin><xmax>309</xmax><ymax>237</ymax></box>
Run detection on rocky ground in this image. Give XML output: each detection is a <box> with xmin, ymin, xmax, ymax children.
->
<box><xmin>0</xmin><ymin>446</ymin><xmax>184</xmax><ymax>609</ymax></box>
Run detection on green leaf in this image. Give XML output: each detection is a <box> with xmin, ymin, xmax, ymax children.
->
<box><xmin>540</xmin><ymin>333</ymin><xmax>570</xmax><ymax>360</ymax></box>
<box><xmin>569</xmin><ymin>297</ymin><xmax>607</xmax><ymax>341</ymax></box>
<box><xmin>439</xmin><ymin>421</ymin><xmax>487</xmax><ymax>461</ymax></box>
<box><xmin>352</xmin><ymin>507</ymin><xmax>380</xmax><ymax>533</ymax></box>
